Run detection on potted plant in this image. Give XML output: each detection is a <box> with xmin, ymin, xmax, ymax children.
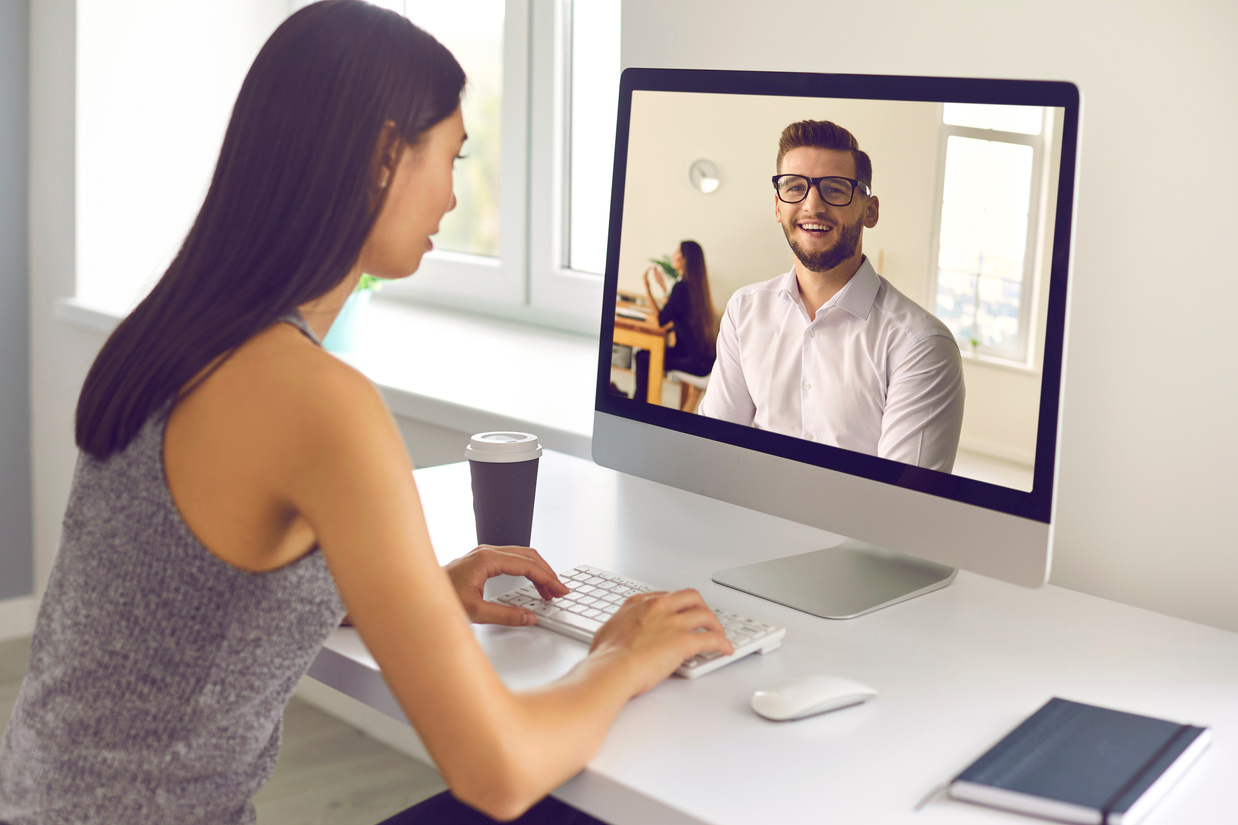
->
<box><xmin>648</xmin><ymin>255</ymin><xmax>681</xmax><ymax>284</ymax></box>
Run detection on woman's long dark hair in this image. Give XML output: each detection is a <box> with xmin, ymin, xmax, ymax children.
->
<box><xmin>76</xmin><ymin>0</ymin><xmax>465</xmax><ymax>459</ymax></box>
<box><xmin>676</xmin><ymin>240</ymin><xmax>716</xmax><ymax>362</ymax></box>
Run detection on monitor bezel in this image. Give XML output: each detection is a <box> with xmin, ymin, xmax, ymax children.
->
<box><xmin>594</xmin><ymin>68</ymin><xmax>1079</xmax><ymax>525</ymax></box>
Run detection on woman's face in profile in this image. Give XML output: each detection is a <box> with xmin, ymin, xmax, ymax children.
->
<box><xmin>671</xmin><ymin>247</ymin><xmax>685</xmax><ymax>274</ymax></box>
<box><xmin>359</xmin><ymin>106</ymin><xmax>467</xmax><ymax>281</ymax></box>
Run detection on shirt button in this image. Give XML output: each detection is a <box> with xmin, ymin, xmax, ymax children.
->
<box><xmin>808</xmin><ymin>330</ymin><xmax>816</xmax><ymax>338</ymax></box>
<box><xmin>805</xmin><ymin>433</ymin><xmax>815</xmax><ymax>441</ymax></box>
<box><xmin>803</xmin><ymin>382</ymin><xmax>811</xmax><ymax>390</ymax></box>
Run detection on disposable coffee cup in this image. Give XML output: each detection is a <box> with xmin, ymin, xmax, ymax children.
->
<box><xmin>466</xmin><ymin>432</ymin><xmax>542</xmax><ymax>548</ymax></box>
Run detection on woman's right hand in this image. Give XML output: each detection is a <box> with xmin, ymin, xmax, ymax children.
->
<box><xmin>588</xmin><ymin>590</ymin><xmax>734</xmax><ymax>696</ymax></box>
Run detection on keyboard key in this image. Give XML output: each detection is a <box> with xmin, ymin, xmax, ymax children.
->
<box><xmin>555</xmin><ymin>611</ymin><xmax>604</xmax><ymax>635</ymax></box>
<box><xmin>527</xmin><ymin>602</ymin><xmax>561</xmax><ymax>618</ymax></box>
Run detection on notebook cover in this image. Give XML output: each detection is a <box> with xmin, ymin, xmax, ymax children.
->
<box><xmin>950</xmin><ymin>697</ymin><xmax>1209</xmax><ymax>823</ymax></box>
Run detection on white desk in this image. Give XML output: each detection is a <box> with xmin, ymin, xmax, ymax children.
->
<box><xmin>308</xmin><ymin>451</ymin><xmax>1238</xmax><ymax>824</ymax></box>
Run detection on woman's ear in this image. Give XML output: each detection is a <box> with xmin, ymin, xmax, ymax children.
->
<box><xmin>372</xmin><ymin>120</ymin><xmax>401</xmax><ymax>192</ymax></box>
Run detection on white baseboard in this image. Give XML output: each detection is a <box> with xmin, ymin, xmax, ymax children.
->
<box><xmin>293</xmin><ymin>675</ymin><xmax>431</xmax><ymax>764</ymax></box>
<box><xmin>0</xmin><ymin>596</ymin><xmax>36</xmax><ymax>642</ymax></box>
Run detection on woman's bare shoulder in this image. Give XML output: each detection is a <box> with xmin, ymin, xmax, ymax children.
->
<box><xmin>236</xmin><ymin>321</ymin><xmax>378</xmax><ymax>402</ymax></box>
<box><xmin>170</xmin><ymin>322</ymin><xmax>394</xmax><ymax>479</ymax></box>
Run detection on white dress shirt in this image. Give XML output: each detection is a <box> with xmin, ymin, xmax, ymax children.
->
<box><xmin>699</xmin><ymin>258</ymin><xmax>965</xmax><ymax>472</ymax></box>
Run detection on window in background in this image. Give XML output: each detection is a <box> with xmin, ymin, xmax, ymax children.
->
<box><xmin>564</xmin><ymin>0</ymin><xmax>621</xmax><ymax>275</ymax></box>
<box><xmin>404</xmin><ymin>0</ymin><xmax>503</xmax><ymax>258</ymax></box>
<box><xmin>378</xmin><ymin>0</ymin><xmax>621</xmax><ymax>331</ymax></box>
<box><xmin>73</xmin><ymin>1</ymin><xmax>621</xmax><ymax>333</ymax></box>
<box><xmin>932</xmin><ymin>104</ymin><xmax>1047</xmax><ymax>364</ymax></box>
<box><xmin>75</xmin><ymin>0</ymin><xmax>291</xmax><ymax>316</ymax></box>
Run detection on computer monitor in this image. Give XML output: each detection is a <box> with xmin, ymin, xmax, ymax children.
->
<box><xmin>592</xmin><ymin>69</ymin><xmax>1079</xmax><ymax>618</ymax></box>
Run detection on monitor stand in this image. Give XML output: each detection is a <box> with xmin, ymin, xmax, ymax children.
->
<box><xmin>712</xmin><ymin>539</ymin><xmax>957</xmax><ymax>619</ymax></box>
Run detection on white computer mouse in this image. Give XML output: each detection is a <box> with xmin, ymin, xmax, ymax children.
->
<box><xmin>750</xmin><ymin>675</ymin><xmax>878</xmax><ymax>721</ymax></box>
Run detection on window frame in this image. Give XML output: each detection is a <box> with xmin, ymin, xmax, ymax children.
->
<box><xmin>380</xmin><ymin>0</ymin><xmax>606</xmax><ymax>336</ymax></box>
<box><xmin>928</xmin><ymin>108</ymin><xmax>1049</xmax><ymax>367</ymax></box>
<box><xmin>380</xmin><ymin>0</ymin><xmax>531</xmax><ymax>313</ymax></box>
<box><xmin>527</xmin><ymin>0</ymin><xmax>607</xmax><ymax>328</ymax></box>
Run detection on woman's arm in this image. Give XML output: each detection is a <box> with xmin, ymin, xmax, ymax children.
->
<box><xmin>281</xmin><ymin>351</ymin><xmax>731</xmax><ymax>820</ymax></box>
<box><xmin>643</xmin><ymin>266</ymin><xmax>668</xmax><ymax>311</ymax></box>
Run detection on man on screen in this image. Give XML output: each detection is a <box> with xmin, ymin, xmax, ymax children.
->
<box><xmin>698</xmin><ymin>120</ymin><xmax>965</xmax><ymax>472</ymax></box>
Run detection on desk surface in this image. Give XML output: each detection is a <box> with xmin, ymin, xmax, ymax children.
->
<box><xmin>613</xmin><ymin>301</ymin><xmax>667</xmax><ymax>405</ymax></box>
<box><xmin>309</xmin><ymin>451</ymin><xmax>1238</xmax><ymax>825</ymax></box>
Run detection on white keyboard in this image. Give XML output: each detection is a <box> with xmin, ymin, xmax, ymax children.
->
<box><xmin>491</xmin><ymin>565</ymin><xmax>786</xmax><ymax>679</ymax></box>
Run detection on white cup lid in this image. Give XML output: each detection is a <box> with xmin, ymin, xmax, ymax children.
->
<box><xmin>465</xmin><ymin>432</ymin><xmax>542</xmax><ymax>463</ymax></box>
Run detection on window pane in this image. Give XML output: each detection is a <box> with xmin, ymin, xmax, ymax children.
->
<box><xmin>976</xmin><ymin>275</ymin><xmax>1022</xmax><ymax>348</ymax></box>
<box><xmin>943</xmin><ymin>102</ymin><xmax>1043</xmax><ymax>135</ymax></box>
<box><xmin>406</xmin><ymin>1</ymin><xmax>503</xmax><ymax>257</ymax></box>
<box><xmin>936</xmin><ymin>135</ymin><xmax>1034</xmax><ymax>354</ymax></box>
<box><xmin>935</xmin><ymin>267</ymin><xmax>978</xmax><ymax>346</ymax></box>
<box><xmin>566</xmin><ymin>0</ymin><xmax>620</xmax><ymax>275</ymax></box>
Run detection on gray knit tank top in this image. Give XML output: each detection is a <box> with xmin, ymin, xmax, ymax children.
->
<box><xmin>0</xmin><ymin>315</ymin><xmax>347</xmax><ymax>825</ymax></box>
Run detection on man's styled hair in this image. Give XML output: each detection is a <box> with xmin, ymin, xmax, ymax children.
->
<box><xmin>776</xmin><ymin>120</ymin><xmax>873</xmax><ymax>188</ymax></box>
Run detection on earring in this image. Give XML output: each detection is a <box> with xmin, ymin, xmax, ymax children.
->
<box><xmin>379</xmin><ymin>175</ymin><xmax>389</xmax><ymax>190</ymax></box>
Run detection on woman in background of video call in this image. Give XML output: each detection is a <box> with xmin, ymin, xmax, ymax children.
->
<box><xmin>634</xmin><ymin>240</ymin><xmax>717</xmax><ymax>406</ymax></box>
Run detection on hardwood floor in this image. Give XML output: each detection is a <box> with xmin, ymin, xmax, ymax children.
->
<box><xmin>0</xmin><ymin>636</ymin><xmax>447</xmax><ymax>824</ymax></box>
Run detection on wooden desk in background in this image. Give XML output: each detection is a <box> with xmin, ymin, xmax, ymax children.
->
<box><xmin>613</xmin><ymin>303</ymin><xmax>666</xmax><ymax>405</ymax></box>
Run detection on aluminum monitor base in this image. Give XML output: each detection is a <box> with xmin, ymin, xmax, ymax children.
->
<box><xmin>712</xmin><ymin>539</ymin><xmax>958</xmax><ymax>619</ymax></box>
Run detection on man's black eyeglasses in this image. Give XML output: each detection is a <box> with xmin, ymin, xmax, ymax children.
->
<box><xmin>772</xmin><ymin>175</ymin><xmax>871</xmax><ymax>206</ymax></box>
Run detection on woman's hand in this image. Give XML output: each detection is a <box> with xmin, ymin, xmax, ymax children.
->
<box><xmin>444</xmin><ymin>545</ymin><xmax>569</xmax><ymax>626</ymax></box>
<box><xmin>588</xmin><ymin>589</ymin><xmax>734</xmax><ymax>696</ymax></box>
<box><xmin>642</xmin><ymin>267</ymin><xmax>666</xmax><ymax>312</ymax></box>
<box><xmin>644</xmin><ymin>265</ymin><xmax>668</xmax><ymax>293</ymax></box>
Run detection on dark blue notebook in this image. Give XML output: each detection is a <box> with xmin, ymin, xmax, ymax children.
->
<box><xmin>949</xmin><ymin>698</ymin><xmax>1210</xmax><ymax>825</ymax></box>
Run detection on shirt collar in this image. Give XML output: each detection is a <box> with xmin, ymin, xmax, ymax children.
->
<box><xmin>778</xmin><ymin>256</ymin><xmax>880</xmax><ymax>321</ymax></box>
<box><xmin>830</xmin><ymin>257</ymin><xmax>880</xmax><ymax>321</ymax></box>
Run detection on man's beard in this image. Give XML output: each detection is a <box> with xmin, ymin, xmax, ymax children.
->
<box><xmin>784</xmin><ymin>217</ymin><xmax>863</xmax><ymax>273</ymax></box>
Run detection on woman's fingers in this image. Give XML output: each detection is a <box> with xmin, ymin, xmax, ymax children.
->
<box><xmin>646</xmin><ymin>593</ymin><xmax>734</xmax><ymax>656</ymax></box>
<box><xmin>467</xmin><ymin>598</ymin><xmax>537</xmax><ymax>628</ymax></box>
<box><xmin>445</xmin><ymin>546</ymin><xmax>571</xmax><ymax>624</ymax></box>
<box><xmin>479</xmin><ymin>545</ymin><xmax>570</xmax><ymax>598</ymax></box>
<box><xmin>597</xmin><ymin>590</ymin><xmax>733</xmax><ymax>653</ymax></box>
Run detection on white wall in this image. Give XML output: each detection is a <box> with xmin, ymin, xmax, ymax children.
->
<box><xmin>622</xmin><ymin>0</ymin><xmax>1238</xmax><ymax>632</ymax></box>
<box><xmin>28</xmin><ymin>0</ymin><xmax>86</xmax><ymax>622</ymax></box>
<box><xmin>1</xmin><ymin>0</ymin><xmax>33</xmax><ymax>615</ymax></box>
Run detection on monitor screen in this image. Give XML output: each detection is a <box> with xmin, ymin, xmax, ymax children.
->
<box><xmin>592</xmin><ymin>69</ymin><xmax>1079</xmax><ymax>616</ymax></box>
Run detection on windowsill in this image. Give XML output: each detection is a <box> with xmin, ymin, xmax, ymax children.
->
<box><xmin>52</xmin><ymin>295</ymin><xmax>599</xmax><ymax>460</ymax></box>
<box><xmin>334</xmin><ymin>297</ymin><xmax>597</xmax><ymax>458</ymax></box>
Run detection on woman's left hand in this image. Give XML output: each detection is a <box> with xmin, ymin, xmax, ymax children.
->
<box><xmin>444</xmin><ymin>545</ymin><xmax>570</xmax><ymax>626</ymax></box>
<box><xmin>646</xmin><ymin>266</ymin><xmax>668</xmax><ymax>292</ymax></box>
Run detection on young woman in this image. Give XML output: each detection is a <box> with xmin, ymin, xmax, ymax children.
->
<box><xmin>0</xmin><ymin>3</ymin><xmax>731</xmax><ymax>823</ymax></box>
<box><xmin>635</xmin><ymin>240</ymin><xmax>717</xmax><ymax>405</ymax></box>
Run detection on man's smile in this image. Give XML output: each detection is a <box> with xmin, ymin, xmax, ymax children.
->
<box><xmin>797</xmin><ymin>221</ymin><xmax>833</xmax><ymax>237</ymax></box>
